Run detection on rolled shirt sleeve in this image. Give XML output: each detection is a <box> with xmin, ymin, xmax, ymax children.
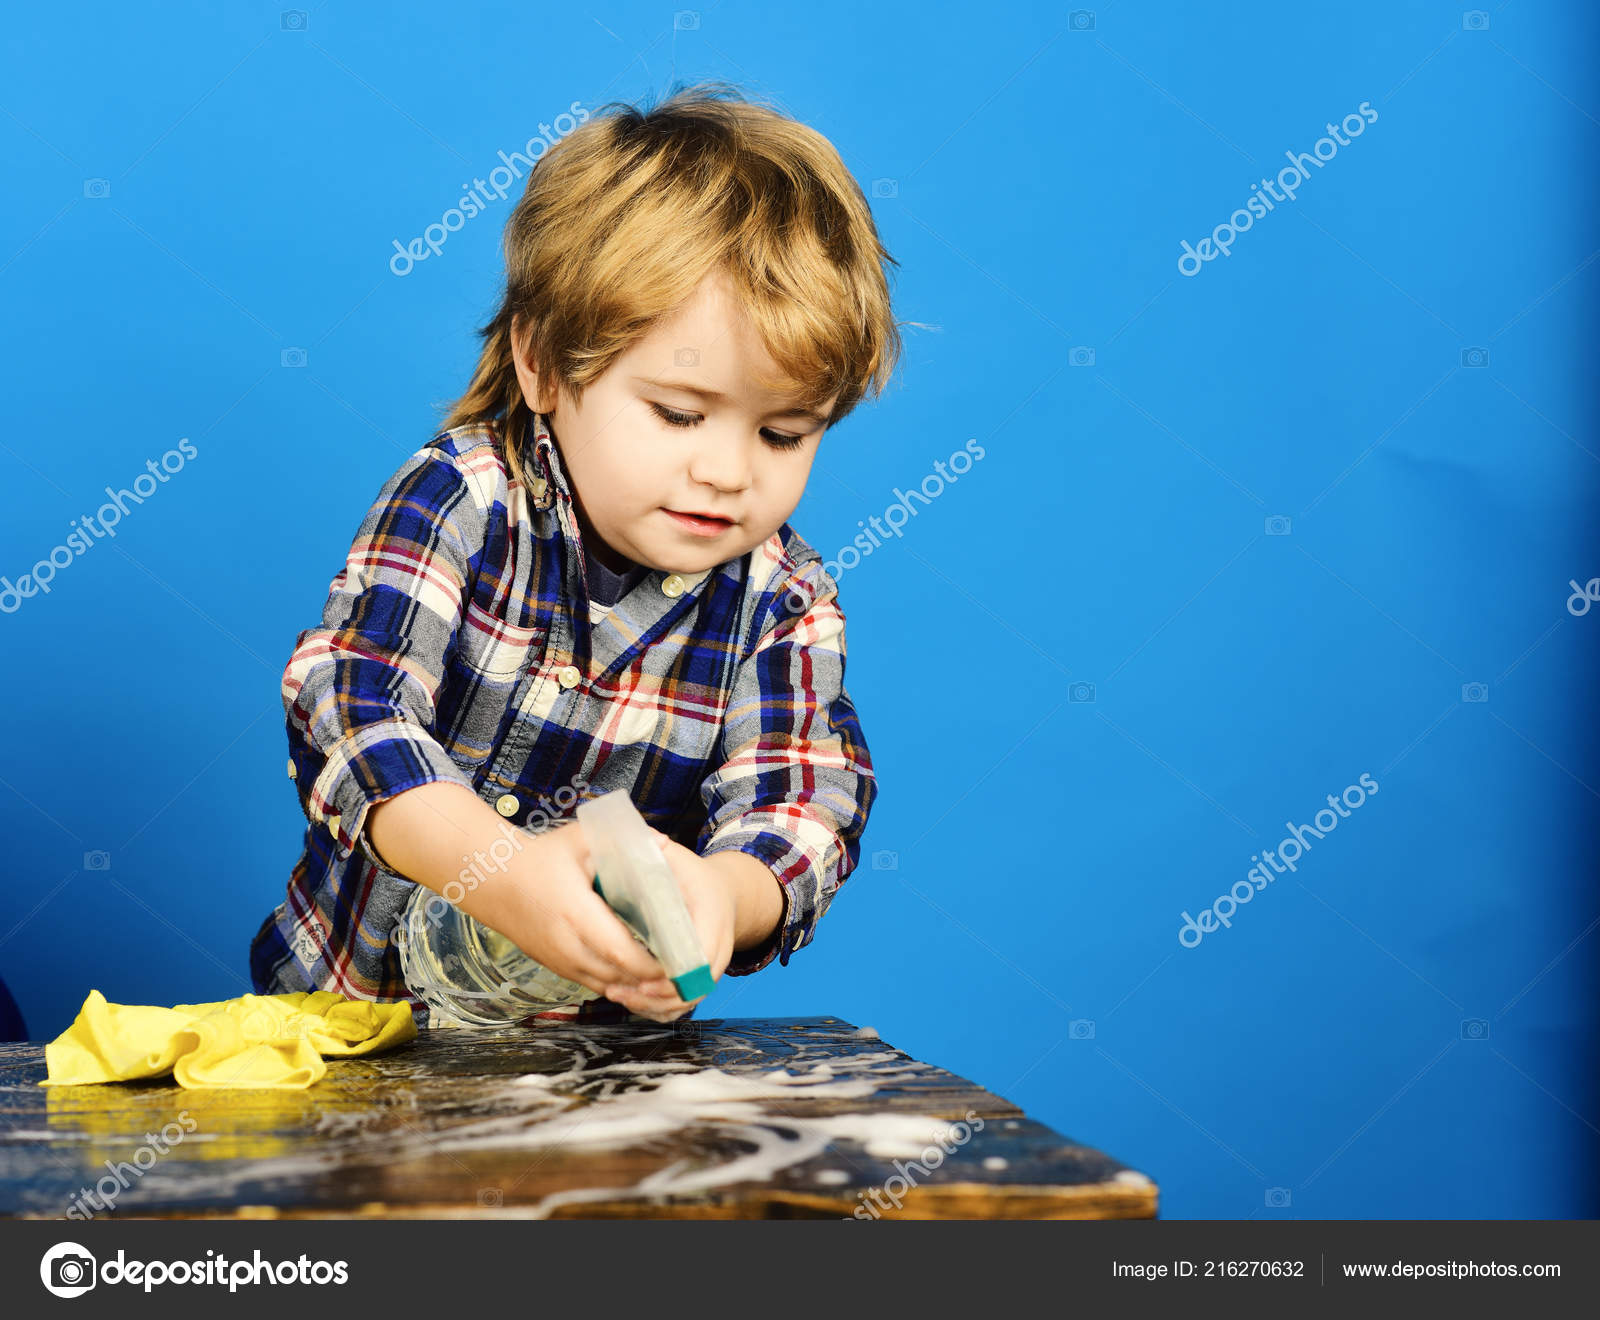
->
<box><xmin>696</xmin><ymin>559</ymin><xmax>878</xmax><ymax>975</ymax></box>
<box><xmin>284</xmin><ymin>447</ymin><xmax>486</xmax><ymax>868</ymax></box>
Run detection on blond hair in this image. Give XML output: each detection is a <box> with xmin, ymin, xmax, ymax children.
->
<box><xmin>439</xmin><ymin>80</ymin><xmax>905</xmax><ymax>490</ymax></box>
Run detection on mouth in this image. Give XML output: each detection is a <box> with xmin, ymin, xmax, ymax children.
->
<box><xmin>663</xmin><ymin>509</ymin><xmax>737</xmax><ymax>537</ymax></box>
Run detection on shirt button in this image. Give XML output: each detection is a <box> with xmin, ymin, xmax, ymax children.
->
<box><xmin>661</xmin><ymin>573</ymin><xmax>686</xmax><ymax>597</ymax></box>
<box><xmin>495</xmin><ymin>793</ymin><xmax>520</xmax><ymax>818</ymax></box>
<box><xmin>557</xmin><ymin>664</ymin><xmax>582</xmax><ymax>688</ymax></box>
<box><xmin>287</xmin><ymin>758</ymin><xmax>297</xmax><ymax>781</ymax></box>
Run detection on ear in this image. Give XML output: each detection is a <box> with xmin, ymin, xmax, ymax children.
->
<box><xmin>509</xmin><ymin>316</ymin><xmax>558</xmax><ymax>414</ymax></box>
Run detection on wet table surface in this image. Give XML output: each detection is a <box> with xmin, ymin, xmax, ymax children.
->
<box><xmin>0</xmin><ymin>1015</ymin><xmax>1157</xmax><ymax>1219</ymax></box>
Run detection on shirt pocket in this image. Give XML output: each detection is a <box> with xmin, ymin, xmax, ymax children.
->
<box><xmin>457</xmin><ymin>599</ymin><xmax>544</xmax><ymax>680</ymax></box>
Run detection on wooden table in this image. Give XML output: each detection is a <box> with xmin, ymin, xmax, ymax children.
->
<box><xmin>0</xmin><ymin>1015</ymin><xmax>1157</xmax><ymax>1219</ymax></box>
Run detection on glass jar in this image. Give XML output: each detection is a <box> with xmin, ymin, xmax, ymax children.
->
<box><xmin>394</xmin><ymin>883</ymin><xmax>600</xmax><ymax>1027</ymax></box>
<box><xmin>393</xmin><ymin>789</ymin><xmax>713</xmax><ymax>1026</ymax></box>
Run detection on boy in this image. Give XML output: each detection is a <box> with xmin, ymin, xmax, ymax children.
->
<box><xmin>250</xmin><ymin>81</ymin><xmax>902</xmax><ymax>1026</ymax></box>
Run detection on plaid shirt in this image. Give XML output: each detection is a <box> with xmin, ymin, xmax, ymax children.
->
<box><xmin>250</xmin><ymin>416</ymin><xmax>877</xmax><ymax>1027</ymax></box>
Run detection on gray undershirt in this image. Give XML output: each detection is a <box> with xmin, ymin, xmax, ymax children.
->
<box><xmin>583</xmin><ymin>541</ymin><xmax>650</xmax><ymax>608</ymax></box>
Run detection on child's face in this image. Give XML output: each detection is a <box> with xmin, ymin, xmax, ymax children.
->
<box><xmin>513</xmin><ymin>269</ymin><xmax>839</xmax><ymax>576</ymax></box>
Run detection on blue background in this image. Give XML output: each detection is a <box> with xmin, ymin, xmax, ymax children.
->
<box><xmin>2</xmin><ymin>0</ymin><xmax>1595</xmax><ymax>1219</ymax></box>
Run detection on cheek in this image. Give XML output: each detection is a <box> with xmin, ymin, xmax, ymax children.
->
<box><xmin>579</xmin><ymin>445</ymin><xmax>660</xmax><ymax>512</ymax></box>
<box><xmin>764</xmin><ymin>460</ymin><xmax>813</xmax><ymax>513</ymax></box>
<box><xmin>614</xmin><ymin>457</ymin><xmax>669</xmax><ymax>509</ymax></box>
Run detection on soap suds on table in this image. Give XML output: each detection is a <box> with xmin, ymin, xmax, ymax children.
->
<box><xmin>468</xmin><ymin>1063</ymin><xmax>974</xmax><ymax>1218</ymax></box>
<box><xmin>55</xmin><ymin>1031</ymin><xmax>1032</xmax><ymax>1217</ymax></box>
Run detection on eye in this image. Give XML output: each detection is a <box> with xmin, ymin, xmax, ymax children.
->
<box><xmin>648</xmin><ymin>401</ymin><xmax>809</xmax><ymax>452</ymax></box>
<box><xmin>650</xmin><ymin>402</ymin><xmax>699</xmax><ymax>428</ymax></box>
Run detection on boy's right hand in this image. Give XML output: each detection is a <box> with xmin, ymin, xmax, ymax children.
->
<box><xmin>462</xmin><ymin>820</ymin><xmax>677</xmax><ymax>1003</ymax></box>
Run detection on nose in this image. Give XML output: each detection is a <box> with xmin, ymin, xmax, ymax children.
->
<box><xmin>687</xmin><ymin>430</ymin><xmax>751</xmax><ymax>495</ymax></box>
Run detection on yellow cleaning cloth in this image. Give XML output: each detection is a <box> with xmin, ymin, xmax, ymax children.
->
<box><xmin>39</xmin><ymin>989</ymin><xmax>417</xmax><ymax>1089</ymax></box>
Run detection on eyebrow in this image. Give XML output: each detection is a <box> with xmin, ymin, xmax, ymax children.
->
<box><xmin>632</xmin><ymin>376</ymin><xmax>833</xmax><ymax>429</ymax></box>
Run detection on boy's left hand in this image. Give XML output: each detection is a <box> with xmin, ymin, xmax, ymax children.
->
<box><xmin>599</xmin><ymin>830</ymin><xmax>736</xmax><ymax>1023</ymax></box>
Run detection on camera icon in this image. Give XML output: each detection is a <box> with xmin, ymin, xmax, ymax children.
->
<box><xmin>240</xmin><ymin>1007</ymin><xmax>279</xmax><ymax>1038</ymax></box>
<box><xmin>42</xmin><ymin>1243</ymin><xmax>98</xmax><ymax>1296</ymax></box>
<box><xmin>83</xmin><ymin>178</ymin><xmax>111</xmax><ymax>199</ymax></box>
<box><xmin>1068</xmin><ymin>345</ymin><xmax>1095</xmax><ymax>367</ymax></box>
<box><xmin>1460</xmin><ymin>346</ymin><xmax>1490</xmax><ymax>368</ymax></box>
<box><xmin>281</xmin><ymin>9</ymin><xmax>308</xmax><ymax>30</ymax></box>
<box><xmin>1461</xmin><ymin>682</ymin><xmax>1489</xmax><ymax>703</ymax></box>
<box><xmin>1461</xmin><ymin>1018</ymin><xmax>1490</xmax><ymax>1040</ymax></box>
<box><xmin>871</xmin><ymin>850</ymin><xmax>899</xmax><ymax>871</ymax></box>
<box><xmin>673</xmin><ymin>1017</ymin><xmax>703</xmax><ymax>1041</ymax></box>
<box><xmin>674</xmin><ymin>347</ymin><xmax>699</xmax><ymax>367</ymax></box>
<box><xmin>674</xmin><ymin>10</ymin><xmax>700</xmax><ymax>29</ymax></box>
<box><xmin>1265</xmin><ymin>514</ymin><xmax>1292</xmax><ymax>536</ymax></box>
<box><xmin>281</xmin><ymin>347</ymin><xmax>308</xmax><ymax>368</ymax></box>
<box><xmin>1264</xmin><ymin>1187</ymin><xmax>1292</xmax><ymax>1208</ymax></box>
<box><xmin>871</xmin><ymin>178</ymin><xmax>898</xmax><ymax>199</ymax></box>
<box><xmin>1462</xmin><ymin>10</ymin><xmax>1490</xmax><ymax>31</ymax></box>
<box><xmin>1068</xmin><ymin>681</ymin><xmax>1096</xmax><ymax>704</ymax></box>
<box><xmin>1068</xmin><ymin>1018</ymin><xmax>1096</xmax><ymax>1039</ymax></box>
<box><xmin>83</xmin><ymin>850</ymin><xmax>111</xmax><ymax>871</ymax></box>
<box><xmin>476</xmin><ymin>1187</ymin><xmax>503</xmax><ymax>1207</ymax></box>
<box><xmin>1069</xmin><ymin>9</ymin><xmax>1096</xmax><ymax>30</ymax></box>
<box><xmin>53</xmin><ymin>1253</ymin><xmax>96</xmax><ymax>1286</ymax></box>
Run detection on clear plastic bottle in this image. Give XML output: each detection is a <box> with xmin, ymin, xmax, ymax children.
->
<box><xmin>394</xmin><ymin>789</ymin><xmax>713</xmax><ymax>1027</ymax></box>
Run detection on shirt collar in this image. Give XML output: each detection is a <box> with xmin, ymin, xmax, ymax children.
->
<box><xmin>521</xmin><ymin>411</ymin><xmax>714</xmax><ymax>600</ymax></box>
<box><xmin>525</xmin><ymin>412</ymin><xmax>560</xmax><ymax>510</ymax></box>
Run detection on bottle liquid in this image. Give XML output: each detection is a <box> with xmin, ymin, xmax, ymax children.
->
<box><xmin>394</xmin><ymin>789</ymin><xmax>714</xmax><ymax>1027</ymax></box>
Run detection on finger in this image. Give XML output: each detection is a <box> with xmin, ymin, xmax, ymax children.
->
<box><xmin>570</xmin><ymin>951</ymin><xmax>673</xmax><ymax>997</ymax></box>
<box><xmin>606</xmin><ymin>982</ymin><xmax>695</xmax><ymax>1015</ymax></box>
<box><xmin>607</xmin><ymin>980</ymin><xmax>685</xmax><ymax>1008</ymax></box>
<box><xmin>601</xmin><ymin>966</ymin><xmax>675</xmax><ymax>998</ymax></box>
<box><xmin>544</xmin><ymin>926</ymin><xmax>646</xmax><ymax>996</ymax></box>
<box><xmin>614</xmin><ymin>998</ymin><xmax>684</xmax><ymax>1030</ymax></box>
<box><xmin>679</xmin><ymin>887</ymin><xmax>732</xmax><ymax>981</ymax></box>
<box><xmin>570</xmin><ymin>896</ymin><xmax>670</xmax><ymax>983</ymax></box>
<box><xmin>560</xmin><ymin>951</ymin><xmax>633</xmax><ymax>999</ymax></box>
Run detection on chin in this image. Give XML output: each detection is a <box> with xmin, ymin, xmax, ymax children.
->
<box><xmin>640</xmin><ymin>536</ymin><xmax>744</xmax><ymax>574</ymax></box>
<box><xmin>655</xmin><ymin>550</ymin><xmax>723</xmax><ymax>575</ymax></box>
